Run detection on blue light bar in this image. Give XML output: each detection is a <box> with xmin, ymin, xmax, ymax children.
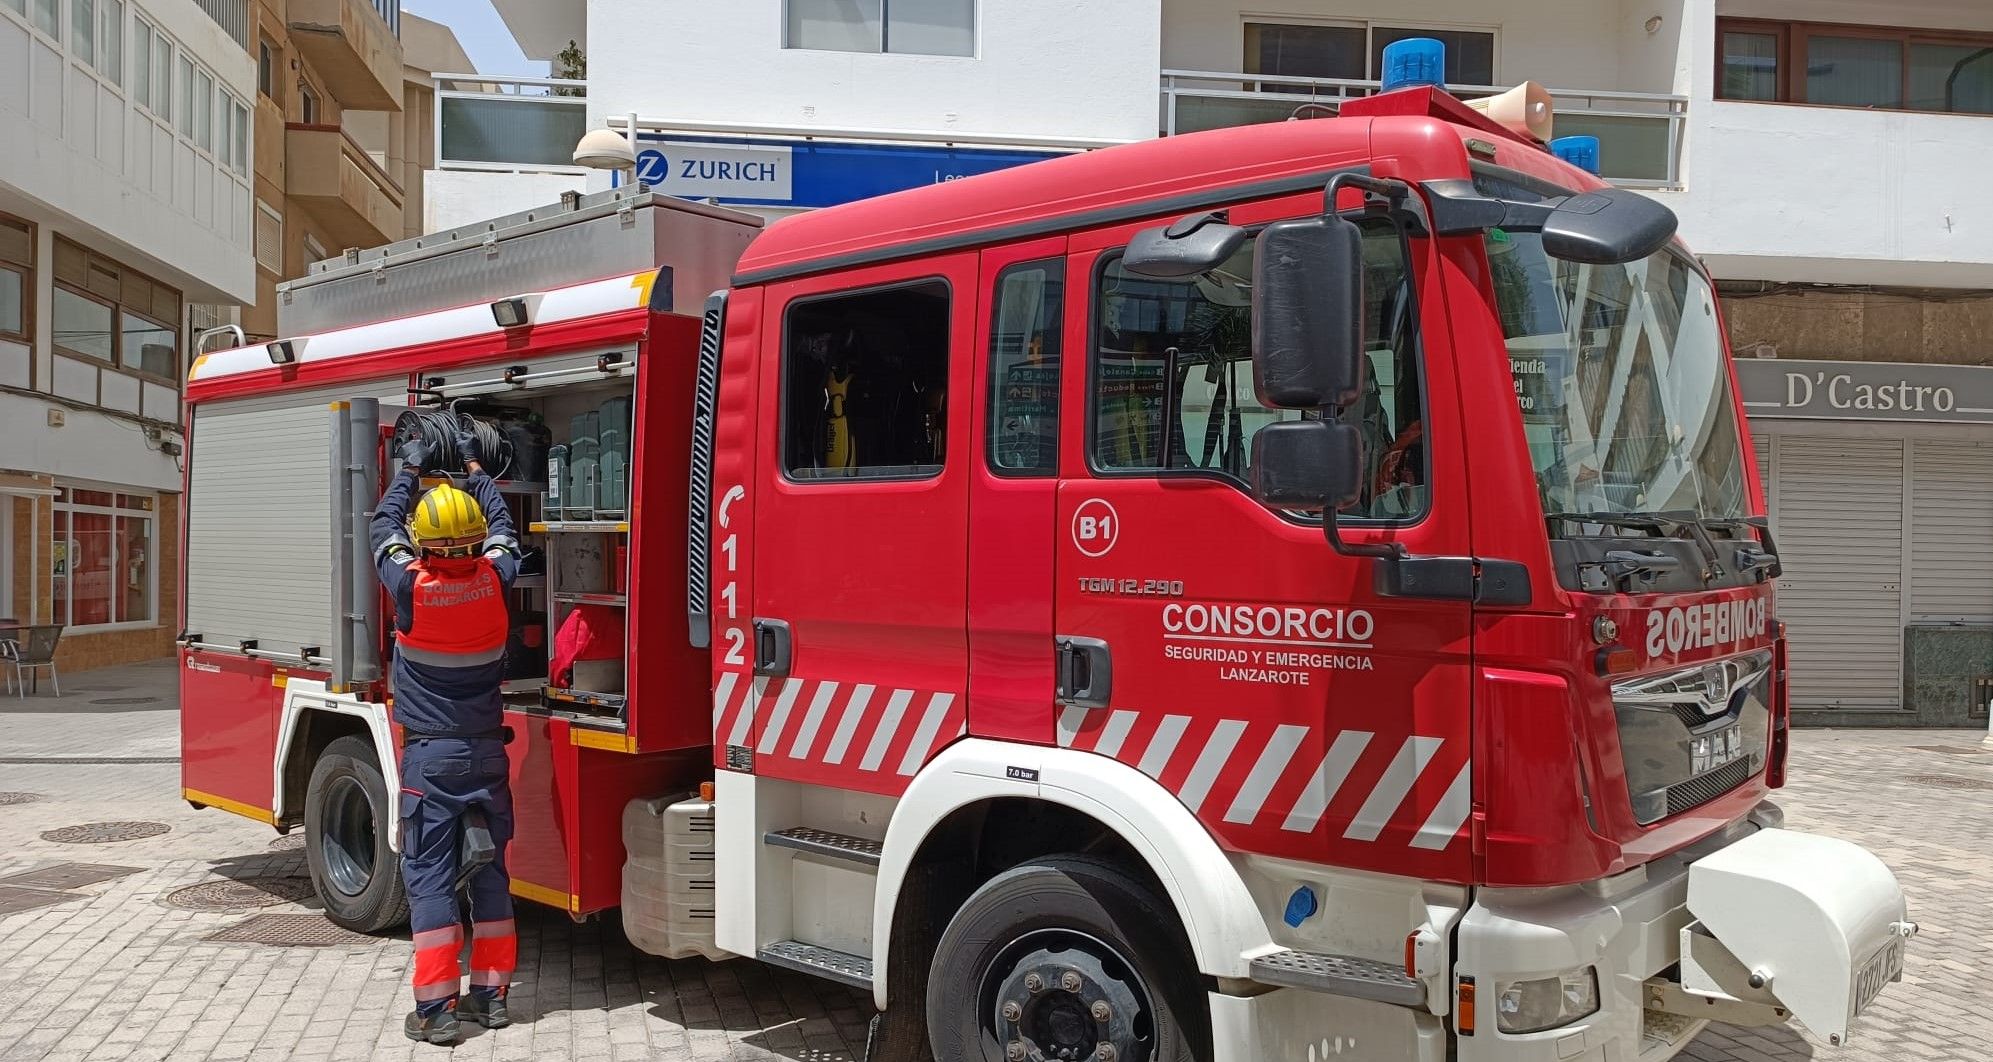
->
<box><xmin>1381</xmin><ymin>37</ymin><xmax>1446</xmax><ymax>92</ymax></box>
<box><xmin>1549</xmin><ymin>135</ymin><xmax>1601</xmax><ymax>175</ymax></box>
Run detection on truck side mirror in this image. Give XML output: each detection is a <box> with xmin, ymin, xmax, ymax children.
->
<box><xmin>1251</xmin><ymin>216</ymin><xmax>1365</xmax><ymax>409</ymax></box>
<box><xmin>1123</xmin><ymin>212</ymin><xmax>1249</xmax><ymax>278</ymax></box>
<box><xmin>1250</xmin><ymin>420</ymin><xmax>1362</xmax><ymax>513</ymax></box>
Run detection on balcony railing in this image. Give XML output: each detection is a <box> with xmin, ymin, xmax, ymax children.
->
<box><xmin>192</xmin><ymin>0</ymin><xmax>249</xmax><ymax>48</ymax></box>
<box><xmin>1161</xmin><ymin>70</ymin><xmax>1687</xmax><ymax>189</ymax></box>
<box><xmin>434</xmin><ymin>75</ymin><xmax>588</xmax><ymax>174</ymax></box>
<box><xmin>287</xmin><ymin>123</ymin><xmax>405</xmax><ymax>250</ymax></box>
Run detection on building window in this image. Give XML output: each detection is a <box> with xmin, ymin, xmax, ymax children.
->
<box><xmin>1244</xmin><ymin>20</ymin><xmax>1496</xmax><ymax>86</ymax></box>
<box><xmin>299</xmin><ymin>81</ymin><xmax>319</xmax><ymax>125</ymax></box>
<box><xmin>785</xmin><ymin>0</ymin><xmax>974</xmax><ymax>57</ymax></box>
<box><xmin>30</xmin><ymin>0</ymin><xmax>56</xmax><ymax>39</ymax></box>
<box><xmin>229</xmin><ymin>97</ymin><xmax>248</xmax><ymax>172</ymax></box>
<box><xmin>98</xmin><ymin>0</ymin><xmax>121</xmax><ymax>85</ymax></box>
<box><xmin>176</xmin><ymin>56</ymin><xmax>193</xmax><ymax>137</ymax></box>
<box><xmin>133</xmin><ymin>18</ymin><xmax>152</xmax><ymax>108</ymax></box>
<box><xmin>195</xmin><ymin>68</ymin><xmax>213</xmax><ymax>151</ymax></box>
<box><xmin>254</xmin><ymin>199</ymin><xmax>282</xmax><ymax>274</ymax></box>
<box><xmin>53</xmin><ymin>237</ymin><xmax>183</xmax><ymax>381</ymax></box>
<box><xmin>52</xmin><ymin>488</ymin><xmax>155</xmax><ymax>629</ymax></box>
<box><xmin>782</xmin><ymin>280</ymin><xmax>951</xmax><ymax>480</ymax></box>
<box><xmin>1717</xmin><ymin>19</ymin><xmax>1993</xmax><ymax>114</ymax></box>
<box><xmin>0</xmin><ymin>216</ymin><xmax>30</xmax><ymax>342</ymax></box>
<box><xmin>72</xmin><ymin>0</ymin><xmax>94</xmax><ymax>65</ymax></box>
<box><xmin>257</xmin><ymin>37</ymin><xmax>280</xmax><ymax>103</ymax></box>
<box><xmin>1090</xmin><ymin>218</ymin><xmax>1429</xmax><ymax>520</ymax></box>
<box><xmin>153</xmin><ymin>32</ymin><xmax>170</xmax><ymax>117</ymax></box>
<box><xmin>986</xmin><ymin>260</ymin><xmax>1064</xmax><ymax>476</ymax></box>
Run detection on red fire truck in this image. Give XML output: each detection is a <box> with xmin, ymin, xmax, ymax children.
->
<box><xmin>179</xmin><ymin>79</ymin><xmax>1914</xmax><ymax>1062</ymax></box>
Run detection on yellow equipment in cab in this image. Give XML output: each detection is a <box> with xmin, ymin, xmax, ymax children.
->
<box><xmin>824</xmin><ymin>367</ymin><xmax>857</xmax><ymax>469</ymax></box>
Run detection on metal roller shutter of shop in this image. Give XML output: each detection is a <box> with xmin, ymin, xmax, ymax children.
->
<box><xmin>1773</xmin><ymin>435</ymin><xmax>1904</xmax><ymax>712</ymax></box>
<box><xmin>184</xmin><ymin>382</ymin><xmax>407</xmax><ymax>655</ymax></box>
<box><xmin>1909</xmin><ymin>441</ymin><xmax>1993</xmax><ymax>624</ymax></box>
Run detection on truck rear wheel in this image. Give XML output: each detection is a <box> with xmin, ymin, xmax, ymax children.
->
<box><xmin>925</xmin><ymin>855</ymin><xmax>1208</xmax><ymax>1062</ymax></box>
<box><xmin>304</xmin><ymin>734</ymin><xmax>409</xmax><ymax>933</ymax></box>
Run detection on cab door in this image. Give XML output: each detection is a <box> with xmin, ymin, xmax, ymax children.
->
<box><xmin>967</xmin><ymin>239</ymin><xmax>1068</xmax><ymax>743</ymax></box>
<box><xmin>743</xmin><ymin>254</ymin><xmax>976</xmax><ymax>796</ymax></box>
<box><xmin>1049</xmin><ymin>210</ymin><xmax>1478</xmax><ymax>881</ymax></box>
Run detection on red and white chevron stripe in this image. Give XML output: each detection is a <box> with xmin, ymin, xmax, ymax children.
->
<box><xmin>713</xmin><ymin>671</ymin><xmax>967</xmax><ymax>794</ymax></box>
<box><xmin>1055</xmin><ymin>705</ymin><xmax>1474</xmax><ymax>851</ymax></box>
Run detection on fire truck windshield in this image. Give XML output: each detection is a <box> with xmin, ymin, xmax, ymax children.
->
<box><xmin>1487</xmin><ymin>228</ymin><xmax>1750</xmax><ymax>534</ymax></box>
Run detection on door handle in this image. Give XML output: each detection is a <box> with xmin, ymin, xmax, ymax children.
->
<box><xmin>753</xmin><ymin>618</ymin><xmax>792</xmax><ymax>677</ymax></box>
<box><xmin>1055</xmin><ymin>636</ymin><xmax>1112</xmax><ymax>709</ymax></box>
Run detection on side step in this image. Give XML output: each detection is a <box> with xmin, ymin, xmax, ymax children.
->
<box><xmin>1249</xmin><ymin>949</ymin><xmax>1426</xmax><ymax>1007</ymax></box>
<box><xmin>759</xmin><ymin>939</ymin><xmax>874</xmax><ymax>991</ymax></box>
<box><xmin>764</xmin><ymin>827</ymin><xmax>883</xmax><ymax>867</ymax></box>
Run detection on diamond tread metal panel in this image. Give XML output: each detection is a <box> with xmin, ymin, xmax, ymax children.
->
<box><xmin>203</xmin><ymin>913</ymin><xmax>381</xmax><ymax>947</ymax></box>
<box><xmin>764</xmin><ymin>827</ymin><xmax>884</xmax><ymax>867</ymax></box>
<box><xmin>1248</xmin><ymin>949</ymin><xmax>1426</xmax><ymax>1006</ymax></box>
<box><xmin>0</xmin><ymin>886</ymin><xmax>77</xmax><ymax>918</ymax></box>
<box><xmin>40</xmin><ymin>821</ymin><xmax>171</xmax><ymax>844</ymax></box>
<box><xmin>759</xmin><ymin>940</ymin><xmax>874</xmax><ymax>991</ymax></box>
<box><xmin>0</xmin><ymin>863</ymin><xmax>143</xmax><ymax>890</ymax></box>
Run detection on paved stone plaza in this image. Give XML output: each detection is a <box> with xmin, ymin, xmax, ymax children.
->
<box><xmin>0</xmin><ymin>660</ymin><xmax>1987</xmax><ymax>1061</ymax></box>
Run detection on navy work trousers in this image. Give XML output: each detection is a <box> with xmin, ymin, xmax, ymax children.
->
<box><xmin>399</xmin><ymin>736</ymin><xmax>516</xmax><ymax>1008</ymax></box>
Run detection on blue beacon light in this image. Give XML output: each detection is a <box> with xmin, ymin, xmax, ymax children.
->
<box><xmin>1381</xmin><ymin>37</ymin><xmax>1447</xmax><ymax>92</ymax></box>
<box><xmin>1549</xmin><ymin>135</ymin><xmax>1602</xmax><ymax>175</ymax></box>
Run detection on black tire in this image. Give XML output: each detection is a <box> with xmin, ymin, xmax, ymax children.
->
<box><xmin>926</xmin><ymin>855</ymin><xmax>1209</xmax><ymax>1062</ymax></box>
<box><xmin>304</xmin><ymin>734</ymin><xmax>409</xmax><ymax>933</ymax></box>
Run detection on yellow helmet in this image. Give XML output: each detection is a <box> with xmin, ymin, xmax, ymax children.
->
<box><xmin>408</xmin><ymin>483</ymin><xmax>487</xmax><ymax>558</ymax></box>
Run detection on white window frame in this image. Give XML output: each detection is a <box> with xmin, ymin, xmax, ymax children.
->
<box><xmin>783</xmin><ymin>0</ymin><xmax>977</xmax><ymax>58</ymax></box>
<box><xmin>52</xmin><ymin>484</ymin><xmax>159</xmax><ymax>632</ymax></box>
<box><xmin>1238</xmin><ymin>14</ymin><xmax>1501</xmax><ymax>86</ymax></box>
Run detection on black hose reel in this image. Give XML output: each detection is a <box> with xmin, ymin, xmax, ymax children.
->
<box><xmin>392</xmin><ymin>407</ymin><xmax>514</xmax><ymax>480</ymax></box>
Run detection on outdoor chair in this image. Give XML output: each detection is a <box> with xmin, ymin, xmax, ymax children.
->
<box><xmin>1</xmin><ymin>624</ymin><xmax>62</xmax><ymax>698</ymax></box>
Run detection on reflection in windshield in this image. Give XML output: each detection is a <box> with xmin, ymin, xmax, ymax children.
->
<box><xmin>1487</xmin><ymin>229</ymin><xmax>1748</xmax><ymax>527</ymax></box>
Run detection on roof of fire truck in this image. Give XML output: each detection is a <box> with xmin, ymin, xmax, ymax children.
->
<box><xmin>732</xmin><ymin>86</ymin><xmax>1600</xmax><ymax>287</ymax></box>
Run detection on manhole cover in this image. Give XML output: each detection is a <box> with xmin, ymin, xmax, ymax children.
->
<box><xmin>40</xmin><ymin>822</ymin><xmax>171</xmax><ymax>844</ymax></box>
<box><xmin>268</xmin><ymin>833</ymin><xmax>306</xmax><ymax>851</ymax></box>
<box><xmin>0</xmin><ymin>863</ymin><xmax>142</xmax><ymax>890</ymax></box>
<box><xmin>204</xmin><ymin>912</ymin><xmax>378</xmax><ymax>947</ymax></box>
<box><xmin>1906</xmin><ymin>773</ymin><xmax>1993</xmax><ymax>791</ymax></box>
<box><xmin>164</xmin><ymin>877</ymin><xmax>315</xmax><ymax>910</ymax></box>
<box><xmin>0</xmin><ymin>792</ymin><xmax>43</xmax><ymax>806</ymax></box>
<box><xmin>88</xmin><ymin>696</ymin><xmax>160</xmax><ymax>706</ymax></box>
<box><xmin>0</xmin><ymin>885</ymin><xmax>76</xmax><ymax>918</ymax></box>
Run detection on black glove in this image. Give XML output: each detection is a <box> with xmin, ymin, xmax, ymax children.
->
<box><xmin>455</xmin><ymin>428</ymin><xmax>483</xmax><ymax>470</ymax></box>
<box><xmin>399</xmin><ymin>437</ymin><xmax>435</xmax><ymax>471</ymax></box>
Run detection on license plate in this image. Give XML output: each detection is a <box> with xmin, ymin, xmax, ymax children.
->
<box><xmin>1853</xmin><ymin>937</ymin><xmax>1904</xmax><ymax>1016</ymax></box>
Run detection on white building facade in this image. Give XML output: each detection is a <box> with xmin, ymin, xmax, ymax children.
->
<box><xmin>465</xmin><ymin>0</ymin><xmax>1993</xmax><ymax>727</ymax></box>
<box><xmin>1</xmin><ymin>0</ymin><xmax>254</xmax><ymax>668</ymax></box>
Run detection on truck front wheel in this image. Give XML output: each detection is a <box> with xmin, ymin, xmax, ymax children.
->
<box><xmin>926</xmin><ymin>855</ymin><xmax>1208</xmax><ymax>1062</ymax></box>
<box><xmin>304</xmin><ymin>734</ymin><xmax>409</xmax><ymax>933</ymax></box>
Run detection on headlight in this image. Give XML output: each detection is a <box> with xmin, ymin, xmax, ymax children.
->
<box><xmin>1495</xmin><ymin>967</ymin><xmax>1599</xmax><ymax>1034</ymax></box>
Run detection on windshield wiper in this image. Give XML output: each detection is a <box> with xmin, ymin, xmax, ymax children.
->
<box><xmin>1548</xmin><ymin>510</ymin><xmax>1782</xmax><ymax>583</ymax></box>
<box><xmin>1700</xmin><ymin>515</ymin><xmax>1782</xmax><ymax>579</ymax></box>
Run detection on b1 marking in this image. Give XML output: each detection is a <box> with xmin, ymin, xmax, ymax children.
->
<box><xmin>636</xmin><ymin>150</ymin><xmax>670</xmax><ymax>186</ymax></box>
<box><xmin>1072</xmin><ymin>498</ymin><xmax>1120</xmax><ymax>558</ymax></box>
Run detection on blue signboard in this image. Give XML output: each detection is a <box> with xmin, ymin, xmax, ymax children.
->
<box><xmin>626</xmin><ymin>134</ymin><xmax>1070</xmax><ymax>209</ymax></box>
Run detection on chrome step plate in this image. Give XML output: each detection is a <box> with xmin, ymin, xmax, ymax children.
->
<box><xmin>1249</xmin><ymin>949</ymin><xmax>1426</xmax><ymax>1006</ymax></box>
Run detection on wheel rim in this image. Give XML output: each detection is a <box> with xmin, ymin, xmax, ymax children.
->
<box><xmin>320</xmin><ymin>775</ymin><xmax>377</xmax><ymax>898</ymax></box>
<box><xmin>981</xmin><ymin>929</ymin><xmax>1156</xmax><ymax>1062</ymax></box>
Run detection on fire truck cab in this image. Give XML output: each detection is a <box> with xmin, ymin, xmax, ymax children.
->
<box><xmin>180</xmin><ymin>73</ymin><xmax>1913</xmax><ymax>1062</ymax></box>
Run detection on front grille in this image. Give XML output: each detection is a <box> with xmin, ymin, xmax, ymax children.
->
<box><xmin>1665</xmin><ymin>757</ymin><xmax>1753</xmax><ymax>816</ymax></box>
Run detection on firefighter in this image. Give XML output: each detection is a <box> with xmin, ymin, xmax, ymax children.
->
<box><xmin>370</xmin><ymin>427</ymin><xmax>522</xmax><ymax>1045</ymax></box>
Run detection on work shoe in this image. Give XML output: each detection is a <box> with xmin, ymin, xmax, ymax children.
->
<box><xmin>459</xmin><ymin>988</ymin><xmax>512</xmax><ymax>1029</ymax></box>
<box><xmin>403</xmin><ymin>1006</ymin><xmax>462</xmax><ymax>1045</ymax></box>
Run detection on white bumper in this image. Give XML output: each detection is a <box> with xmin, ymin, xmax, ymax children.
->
<box><xmin>1683</xmin><ymin>828</ymin><xmax>1913</xmax><ymax>1046</ymax></box>
<box><xmin>1453</xmin><ymin>820</ymin><xmax>1910</xmax><ymax>1062</ymax></box>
